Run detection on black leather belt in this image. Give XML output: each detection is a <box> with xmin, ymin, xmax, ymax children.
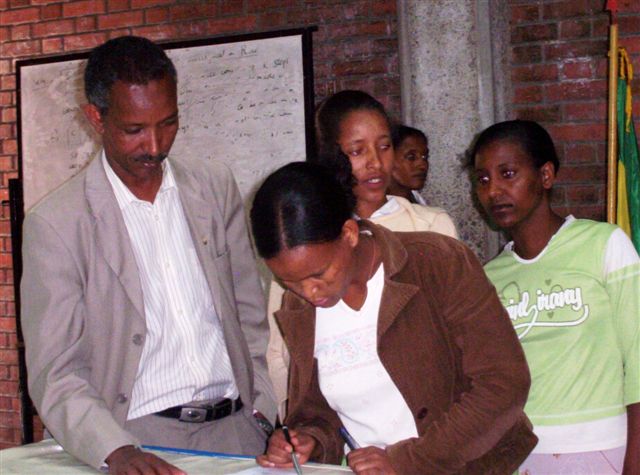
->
<box><xmin>155</xmin><ymin>397</ymin><xmax>243</xmax><ymax>423</ymax></box>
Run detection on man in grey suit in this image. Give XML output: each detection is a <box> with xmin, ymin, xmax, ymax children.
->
<box><xmin>20</xmin><ymin>36</ymin><xmax>276</xmax><ymax>474</ymax></box>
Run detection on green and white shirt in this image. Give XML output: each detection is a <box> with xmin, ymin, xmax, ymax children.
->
<box><xmin>485</xmin><ymin>216</ymin><xmax>640</xmax><ymax>453</ymax></box>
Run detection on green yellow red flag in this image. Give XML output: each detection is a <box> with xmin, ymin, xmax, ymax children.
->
<box><xmin>616</xmin><ymin>48</ymin><xmax>640</xmax><ymax>252</ymax></box>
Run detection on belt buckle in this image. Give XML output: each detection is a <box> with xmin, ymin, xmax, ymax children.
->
<box><xmin>179</xmin><ymin>406</ymin><xmax>208</xmax><ymax>423</ymax></box>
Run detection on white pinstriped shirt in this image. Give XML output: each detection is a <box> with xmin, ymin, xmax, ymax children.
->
<box><xmin>102</xmin><ymin>154</ymin><xmax>238</xmax><ymax>420</ymax></box>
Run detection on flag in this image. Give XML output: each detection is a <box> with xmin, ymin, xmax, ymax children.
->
<box><xmin>616</xmin><ymin>48</ymin><xmax>640</xmax><ymax>252</ymax></box>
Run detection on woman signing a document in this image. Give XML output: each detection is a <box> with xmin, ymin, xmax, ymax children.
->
<box><xmin>251</xmin><ymin>162</ymin><xmax>537</xmax><ymax>474</ymax></box>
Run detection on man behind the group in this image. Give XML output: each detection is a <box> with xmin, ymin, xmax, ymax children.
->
<box><xmin>20</xmin><ymin>36</ymin><xmax>276</xmax><ymax>474</ymax></box>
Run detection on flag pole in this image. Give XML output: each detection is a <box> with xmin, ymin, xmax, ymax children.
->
<box><xmin>606</xmin><ymin>2</ymin><xmax>619</xmax><ymax>223</ymax></box>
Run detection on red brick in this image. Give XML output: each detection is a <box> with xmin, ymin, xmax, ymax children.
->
<box><xmin>97</xmin><ymin>11</ymin><xmax>144</xmax><ymax>30</ymax></box>
<box><xmin>372</xmin><ymin>1</ymin><xmax>396</xmax><ymax>16</ymax></box>
<box><xmin>513</xmin><ymin>85</ymin><xmax>543</xmax><ymax>104</ymax></box>
<box><xmin>175</xmin><ymin>20</ymin><xmax>208</xmax><ymax>38</ymax></box>
<box><xmin>0</xmin><ymin>7</ymin><xmax>39</xmax><ymax>25</ymax></box>
<box><xmin>247</xmin><ymin>0</ymin><xmax>297</xmax><ymax>11</ymax></box>
<box><xmin>10</xmin><ymin>24</ymin><xmax>30</xmax><ymax>41</ymax></box>
<box><xmin>548</xmin><ymin>123</ymin><xmax>607</xmax><ymax>142</ymax></box>
<box><xmin>256</xmin><ymin>11</ymin><xmax>288</xmax><ymax>28</ymax></box>
<box><xmin>321</xmin><ymin>22</ymin><xmax>389</xmax><ymax>42</ymax></box>
<box><xmin>511</xmin><ymin>23</ymin><xmax>557</xmax><ymax>43</ymax></box>
<box><xmin>108</xmin><ymin>0</ymin><xmax>130</xmax><ymax>12</ymax></box>
<box><xmin>562</xmin><ymin>102</ymin><xmax>607</xmax><ymax>121</ymax></box>
<box><xmin>0</xmin><ymin>349</ymin><xmax>17</xmax><ymax>365</ymax></box>
<box><xmin>1</xmin><ymin>107</ymin><xmax>16</xmax><ymax>123</ymax></box>
<box><xmin>0</xmin><ymin>380</ymin><xmax>17</xmax><ymax>395</ymax></box>
<box><xmin>1</xmin><ymin>138</ymin><xmax>16</xmax><ymax>154</ymax></box>
<box><xmin>545</xmin><ymin>80</ymin><xmax>607</xmax><ymax>102</ymax></box>
<box><xmin>2</xmin><ymin>40</ymin><xmax>40</xmax><ymax>58</ymax></box>
<box><xmin>0</xmin><ymin>283</ymin><xmax>13</xmax><ymax>300</ymax></box>
<box><xmin>62</xmin><ymin>0</ymin><xmax>106</xmax><ymax>17</ymax></box>
<box><xmin>619</xmin><ymin>15</ymin><xmax>640</xmax><ymax>35</ymax></box>
<box><xmin>0</xmin><ymin>74</ymin><xmax>16</xmax><ymax>91</ymax></box>
<box><xmin>131</xmin><ymin>0</ymin><xmax>173</xmax><ymax>7</ymax></box>
<box><xmin>511</xmin><ymin>4</ymin><xmax>540</xmax><ymax>24</ymax></box>
<box><xmin>219</xmin><ymin>0</ymin><xmax>243</xmax><ymax>15</ymax></box>
<box><xmin>144</xmin><ymin>7</ymin><xmax>169</xmax><ymax>24</ymax></box>
<box><xmin>108</xmin><ymin>29</ymin><xmax>132</xmax><ymax>39</ymax></box>
<box><xmin>41</xmin><ymin>3</ymin><xmax>62</xmax><ymax>20</ymax></box>
<box><xmin>512</xmin><ymin>45</ymin><xmax>543</xmax><ymax>64</ymax></box>
<box><xmin>543</xmin><ymin>0</ymin><xmax>598</xmax><ymax>19</ymax></box>
<box><xmin>566</xmin><ymin>184</ymin><xmax>603</xmax><ymax>203</ymax></box>
<box><xmin>75</xmin><ymin>16</ymin><xmax>97</xmax><ymax>33</ymax></box>
<box><xmin>592</xmin><ymin>16</ymin><xmax>609</xmax><ymax>37</ymax></box>
<box><xmin>567</xmin><ymin>204</ymin><xmax>606</xmax><ymax>220</ymax></box>
<box><xmin>0</xmin><ymin>317</ymin><xmax>15</xmax><ymax>332</ymax></box>
<box><xmin>0</xmin><ymin>126</ymin><xmax>12</xmax><ymax>139</ymax></box>
<box><xmin>0</xmin><ymin>397</ymin><xmax>13</xmax><ymax>411</ymax></box>
<box><xmin>560</xmin><ymin>60</ymin><xmax>594</xmax><ymax>79</ymax></box>
<box><xmin>42</xmin><ymin>37</ymin><xmax>64</xmax><ymax>54</ymax></box>
<box><xmin>169</xmin><ymin>3</ymin><xmax>217</xmax><ymax>21</ymax></box>
<box><xmin>0</xmin><ymin>427</ymin><xmax>19</xmax><ymax>445</ymax></box>
<box><xmin>560</xmin><ymin>19</ymin><xmax>592</xmax><ymax>39</ymax></box>
<box><xmin>0</xmin><ymin>253</ymin><xmax>12</xmax><ymax>268</ymax></box>
<box><xmin>515</xmin><ymin>105</ymin><xmax>562</xmax><ymax>123</ymax></box>
<box><xmin>203</xmin><ymin>16</ymin><xmax>258</xmax><ymax>35</ymax></box>
<box><xmin>545</xmin><ymin>40</ymin><xmax>608</xmax><ymax>61</ymax></box>
<box><xmin>512</xmin><ymin>64</ymin><xmax>558</xmax><ymax>83</ymax></box>
<box><xmin>0</xmin><ymin>27</ymin><xmax>7</xmax><ymax>44</ymax></box>
<box><xmin>63</xmin><ymin>32</ymin><xmax>107</xmax><ymax>52</ymax></box>
<box><xmin>9</xmin><ymin>0</ymin><xmax>30</xmax><ymax>7</ymax></box>
<box><xmin>32</xmin><ymin>19</ymin><xmax>75</xmax><ymax>38</ymax></box>
<box><xmin>618</xmin><ymin>0</ymin><xmax>640</xmax><ymax>13</ymax></box>
<box><xmin>131</xmin><ymin>24</ymin><xmax>179</xmax><ymax>42</ymax></box>
<box><xmin>0</xmin><ymin>411</ymin><xmax>20</xmax><ymax>429</ymax></box>
<box><xmin>333</xmin><ymin>58</ymin><xmax>387</xmax><ymax>76</ymax></box>
<box><xmin>620</xmin><ymin>37</ymin><xmax>640</xmax><ymax>54</ymax></box>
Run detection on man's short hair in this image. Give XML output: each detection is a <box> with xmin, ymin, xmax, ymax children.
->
<box><xmin>84</xmin><ymin>35</ymin><xmax>177</xmax><ymax>114</ymax></box>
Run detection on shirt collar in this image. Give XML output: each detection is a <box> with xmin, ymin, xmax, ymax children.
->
<box><xmin>369</xmin><ymin>196</ymin><xmax>401</xmax><ymax>219</ymax></box>
<box><xmin>101</xmin><ymin>151</ymin><xmax>176</xmax><ymax>209</ymax></box>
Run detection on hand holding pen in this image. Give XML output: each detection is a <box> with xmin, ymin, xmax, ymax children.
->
<box><xmin>282</xmin><ymin>426</ymin><xmax>303</xmax><ymax>475</ymax></box>
<box><xmin>339</xmin><ymin>427</ymin><xmax>398</xmax><ymax>475</ymax></box>
<box><xmin>256</xmin><ymin>425</ymin><xmax>316</xmax><ymax>471</ymax></box>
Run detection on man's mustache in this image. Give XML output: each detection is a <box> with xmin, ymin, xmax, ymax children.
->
<box><xmin>133</xmin><ymin>153</ymin><xmax>167</xmax><ymax>163</ymax></box>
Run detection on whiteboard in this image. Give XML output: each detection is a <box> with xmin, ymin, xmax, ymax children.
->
<box><xmin>17</xmin><ymin>29</ymin><xmax>315</xmax><ymax>210</ymax></box>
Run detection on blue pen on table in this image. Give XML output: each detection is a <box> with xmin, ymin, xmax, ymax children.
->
<box><xmin>338</xmin><ymin>426</ymin><xmax>360</xmax><ymax>450</ymax></box>
<box><xmin>282</xmin><ymin>425</ymin><xmax>303</xmax><ymax>475</ymax></box>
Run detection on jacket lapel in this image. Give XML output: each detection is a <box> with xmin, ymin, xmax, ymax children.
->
<box><xmin>275</xmin><ymin>303</ymin><xmax>316</xmax><ymax>397</ymax></box>
<box><xmin>170</xmin><ymin>160</ymin><xmax>223</xmax><ymax>316</ymax></box>
<box><xmin>361</xmin><ymin>221</ymin><xmax>420</xmax><ymax>339</ymax></box>
<box><xmin>85</xmin><ymin>157</ymin><xmax>145</xmax><ymax>319</ymax></box>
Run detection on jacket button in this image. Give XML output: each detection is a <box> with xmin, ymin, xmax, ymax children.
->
<box><xmin>416</xmin><ymin>407</ymin><xmax>428</xmax><ymax>419</ymax></box>
<box><xmin>117</xmin><ymin>393</ymin><xmax>128</xmax><ymax>404</ymax></box>
<box><xmin>132</xmin><ymin>334</ymin><xmax>144</xmax><ymax>345</ymax></box>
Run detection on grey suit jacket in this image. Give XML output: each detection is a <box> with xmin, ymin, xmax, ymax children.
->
<box><xmin>20</xmin><ymin>155</ymin><xmax>276</xmax><ymax>468</ymax></box>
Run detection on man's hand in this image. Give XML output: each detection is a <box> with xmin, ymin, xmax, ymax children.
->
<box><xmin>256</xmin><ymin>428</ymin><xmax>316</xmax><ymax>468</ymax></box>
<box><xmin>347</xmin><ymin>446</ymin><xmax>398</xmax><ymax>475</ymax></box>
<box><xmin>106</xmin><ymin>445</ymin><xmax>186</xmax><ymax>475</ymax></box>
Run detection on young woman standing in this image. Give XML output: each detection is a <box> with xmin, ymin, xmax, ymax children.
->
<box><xmin>253</xmin><ymin>162</ymin><xmax>536</xmax><ymax>474</ymax></box>
<box><xmin>472</xmin><ymin>120</ymin><xmax>639</xmax><ymax>474</ymax></box>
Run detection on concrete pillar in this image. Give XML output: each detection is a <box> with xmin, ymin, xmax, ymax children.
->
<box><xmin>397</xmin><ymin>0</ymin><xmax>509</xmax><ymax>261</ymax></box>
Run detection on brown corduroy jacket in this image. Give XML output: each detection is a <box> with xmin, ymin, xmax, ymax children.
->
<box><xmin>276</xmin><ymin>221</ymin><xmax>537</xmax><ymax>474</ymax></box>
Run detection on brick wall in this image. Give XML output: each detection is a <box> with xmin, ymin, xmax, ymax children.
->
<box><xmin>509</xmin><ymin>0</ymin><xmax>640</xmax><ymax>219</ymax></box>
<box><xmin>0</xmin><ymin>0</ymin><xmax>400</xmax><ymax>448</ymax></box>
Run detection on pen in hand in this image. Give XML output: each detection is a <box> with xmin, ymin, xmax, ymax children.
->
<box><xmin>282</xmin><ymin>425</ymin><xmax>303</xmax><ymax>475</ymax></box>
<box><xmin>338</xmin><ymin>426</ymin><xmax>361</xmax><ymax>450</ymax></box>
